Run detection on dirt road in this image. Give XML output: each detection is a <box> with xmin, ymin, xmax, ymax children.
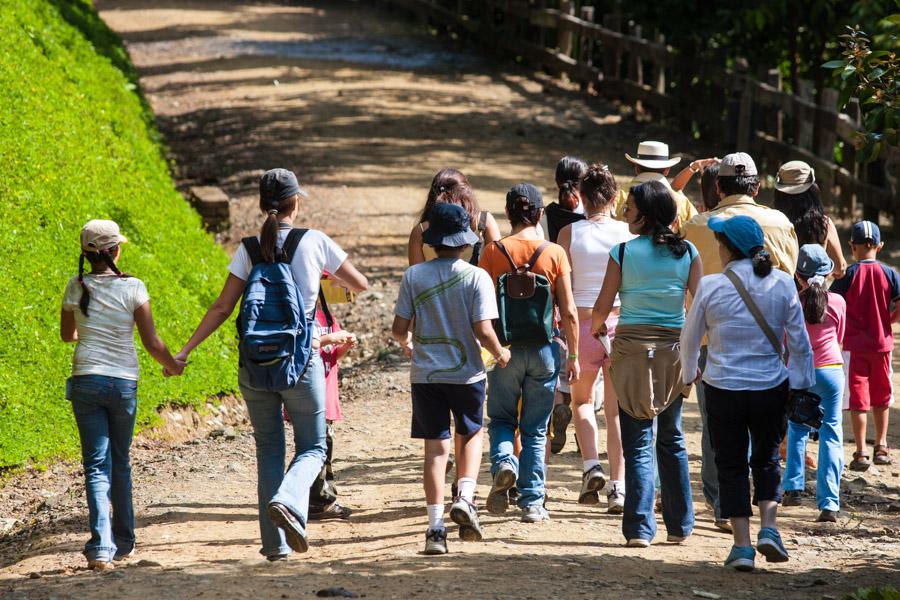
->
<box><xmin>2</xmin><ymin>1</ymin><xmax>898</xmax><ymax>598</ymax></box>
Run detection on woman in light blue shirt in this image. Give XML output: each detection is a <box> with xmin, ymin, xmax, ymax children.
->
<box><xmin>592</xmin><ymin>180</ymin><xmax>702</xmax><ymax>549</ymax></box>
<box><xmin>681</xmin><ymin>215</ymin><xmax>814</xmax><ymax>572</ymax></box>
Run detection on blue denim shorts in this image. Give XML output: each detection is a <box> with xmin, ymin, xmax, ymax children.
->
<box><xmin>410</xmin><ymin>380</ymin><xmax>486</xmax><ymax>440</ymax></box>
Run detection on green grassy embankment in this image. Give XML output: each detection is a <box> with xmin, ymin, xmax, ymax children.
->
<box><xmin>0</xmin><ymin>0</ymin><xmax>237</xmax><ymax>468</ymax></box>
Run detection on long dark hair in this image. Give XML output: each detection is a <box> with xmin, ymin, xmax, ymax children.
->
<box><xmin>700</xmin><ymin>163</ymin><xmax>720</xmax><ymax>211</ymax></box>
<box><xmin>773</xmin><ymin>184</ymin><xmax>827</xmax><ymax>246</ymax></box>
<box><xmin>555</xmin><ymin>156</ymin><xmax>588</xmax><ymax>210</ymax></box>
<box><xmin>580</xmin><ymin>163</ymin><xmax>616</xmax><ymax>212</ymax></box>
<box><xmin>78</xmin><ymin>246</ymin><xmax>130</xmax><ymax>317</ymax></box>
<box><xmin>419</xmin><ymin>168</ymin><xmax>478</xmax><ymax>228</ymax></box>
<box><xmin>259</xmin><ymin>193</ymin><xmax>299</xmax><ymax>263</ymax></box>
<box><xmin>800</xmin><ymin>278</ymin><xmax>828</xmax><ymax>324</ymax></box>
<box><xmin>714</xmin><ymin>232</ymin><xmax>774</xmax><ymax>278</ymax></box>
<box><xmin>629</xmin><ymin>181</ymin><xmax>687</xmax><ymax>258</ymax></box>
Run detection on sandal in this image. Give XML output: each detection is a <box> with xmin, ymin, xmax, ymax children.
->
<box><xmin>874</xmin><ymin>445</ymin><xmax>892</xmax><ymax>466</ymax></box>
<box><xmin>849</xmin><ymin>451</ymin><xmax>871</xmax><ymax>472</ymax></box>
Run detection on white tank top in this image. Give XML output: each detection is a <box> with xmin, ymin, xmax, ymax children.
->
<box><xmin>569</xmin><ymin>218</ymin><xmax>634</xmax><ymax>308</ymax></box>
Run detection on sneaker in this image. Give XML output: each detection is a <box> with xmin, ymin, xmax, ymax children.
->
<box><xmin>424</xmin><ymin>526</ymin><xmax>448</xmax><ymax>555</ymax></box>
<box><xmin>550</xmin><ymin>403</ymin><xmax>572</xmax><ymax>454</ymax></box>
<box><xmin>308</xmin><ymin>502</ymin><xmax>352</xmax><ymax>521</ymax></box>
<box><xmin>626</xmin><ymin>538</ymin><xmax>650</xmax><ymax>548</ymax></box>
<box><xmin>266</xmin><ymin>553</ymin><xmax>289</xmax><ymax>562</ymax></box>
<box><xmin>113</xmin><ymin>546</ymin><xmax>135</xmax><ymax>562</ymax></box>
<box><xmin>724</xmin><ymin>545</ymin><xmax>755</xmax><ymax>571</ymax></box>
<box><xmin>816</xmin><ymin>509</ymin><xmax>839</xmax><ymax>523</ymax></box>
<box><xmin>782</xmin><ymin>490</ymin><xmax>802</xmax><ymax>507</ymax></box>
<box><xmin>578</xmin><ymin>465</ymin><xmax>607</xmax><ymax>505</ymax></box>
<box><xmin>449</xmin><ymin>496</ymin><xmax>483</xmax><ymax>541</ymax></box>
<box><xmin>714</xmin><ymin>519</ymin><xmax>733</xmax><ymax>533</ymax></box>
<box><xmin>756</xmin><ymin>527</ymin><xmax>789</xmax><ymax>563</ymax></box>
<box><xmin>606</xmin><ymin>481</ymin><xmax>625</xmax><ymax>515</ymax></box>
<box><xmin>521</xmin><ymin>505</ymin><xmax>550</xmax><ymax>523</ymax></box>
<box><xmin>267</xmin><ymin>502</ymin><xmax>309</xmax><ymax>554</ymax></box>
<box><xmin>486</xmin><ymin>463</ymin><xmax>517</xmax><ymax>515</ymax></box>
<box><xmin>87</xmin><ymin>559</ymin><xmax>114</xmax><ymax>571</ymax></box>
<box><xmin>666</xmin><ymin>534</ymin><xmax>689</xmax><ymax>544</ymax></box>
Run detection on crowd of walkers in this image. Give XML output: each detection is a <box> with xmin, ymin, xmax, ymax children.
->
<box><xmin>60</xmin><ymin>142</ymin><xmax>897</xmax><ymax>573</ymax></box>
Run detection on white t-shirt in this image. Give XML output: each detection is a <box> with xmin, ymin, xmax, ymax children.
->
<box><xmin>62</xmin><ymin>275</ymin><xmax>150</xmax><ymax>381</ymax></box>
<box><xmin>569</xmin><ymin>219</ymin><xmax>635</xmax><ymax>307</ymax></box>
<box><xmin>228</xmin><ymin>228</ymin><xmax>348</xmax><ymax>318</ymax></box>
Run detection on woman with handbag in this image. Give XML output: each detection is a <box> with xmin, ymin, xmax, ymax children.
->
<box><xmin>783</xmin><ymin>244</ymin><xmax>846</xmax><ymax>523</ymax></box>
<box><xmin>681</xmin><ymin>215</ymin><xmax>815</xmax><ymax>572</ymax></box>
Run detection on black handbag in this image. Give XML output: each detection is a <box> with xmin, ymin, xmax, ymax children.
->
<box><xmin>724</xmin><ymin>271</ymin><xmax>823</xmax><ymax>430</ymax></box>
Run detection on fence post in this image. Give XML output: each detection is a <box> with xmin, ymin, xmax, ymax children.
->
<box><xmin>796</xmin><ymin>79</ymin><xmax>815</xmax><ymax>151</ymax></box>
<box><xmin>578</xmin><ymin>6</ymin><xmax>596</xmax><ymax>91</ymax></box>
<box><xmin>841</xmin><ymin>100</ymin><xmax>861</xmax><ymax>218</ymax></box>
<box><xmin>629</xmin><ymin>24</ymin><xmax>644</xmax><ymax>114</ymax></box>
<box><xmin>559</xmin><ymin>0</ymin><xmax>574</xmax><ymax>56</ymax></box>
<box><xmin>651</xmin><ymin>33</ymin><xmax>665</xmax><ymax>95</ymax></box>
<box><xmin>602</xmin><ymin>14</ymin><xmax>622</xmax><ymax>82</ymax></box>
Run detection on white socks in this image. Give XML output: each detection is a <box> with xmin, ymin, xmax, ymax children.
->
<box><xmin>457</xmin><ymin>477</ymin><xmax>476</xmax><ymax>502</ymax></box>
<box><xmin>583</xmin><ymin>459</ymin><xmax>601</xmax><ymax>473</ymax></box>
<box><xmin>427</xmin><ymin>503</ymin><xmax>444</xmax><ymax>529</ymax></box>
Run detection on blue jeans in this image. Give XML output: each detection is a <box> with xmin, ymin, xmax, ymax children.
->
<box><xmin>619</xmin><ymin>396</ymin><xmax>694</xmax><ymax>541</ymax></box>
<box><xmin>239</xmin><ymin>354</ymin><xmax>327</xmax><ymax>557</ymax></box>
<box><xmin>487</xmin><ymin>344</ymin><xmax>556</xmax><ymax>508</ymax></box>
<box><xmin>67</xmin><ymin>375</ymin><xmax>138</xmax><ymax>562</ymax></box>
<box><xmin>694</xmin><ymin>347</ymin><xmax>721</xmax><ymax>519</ymax></box>
<box><xmin>784</xmin><ymin>366</ymin><xmax>844</xmax><ymax>511</ymax></box>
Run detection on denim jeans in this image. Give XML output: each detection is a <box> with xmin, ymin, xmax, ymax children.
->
<box><xmin>240</xmin><ymin>354</ymin><xmax>327</xmax><ymax>557</ymax></box>
<box><xmin>694</xmin><ymin>347</ymin><xmax>721</xmax><ymax>519</ymax></box>
<box><xmin>67</xmin><ymin>375</ymin><xmax>138</xmax><ymax>562</ymax></box>
<box><xmin>619</xmin><ymin>396</ymin><xmax>693</xmax><ymax>542</ymax></box>
<box><xmin>784</xmin><ymin>366</ymin><xmax>844</xmax><ymax>511</ymax></box>
<box><xmin>487</xmin><ymin>344</ymin><xmax>556</xmax><ymax>508</ymax></box>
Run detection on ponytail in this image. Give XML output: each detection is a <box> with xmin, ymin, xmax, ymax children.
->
<box><xmin>630</xmin><ymin>181</ymin><xmax>687</xmax><ymax>258</ymax></box>
<box><xmin>77</xmin><ymin>245</ymin><xmax>130</xmax><ymax>317</ymax></box>
<box><xmin>506</xmin><ymin>194</ymin><xmax>541</xmax><ymax>228</ymax></box>
<box><xmin>260</xmin><ymin>209</ymin><xmax>280</xmax><ymax>263</ymax></box>
<box><xmin>555</xmin><ymin>155</ymin><xmax>588</xmax><ymax>211</ymax></box>
<box><xmin>800</xmin><ymin>276</ymin><xmax>828</xmax><ymax>324</ymax></box>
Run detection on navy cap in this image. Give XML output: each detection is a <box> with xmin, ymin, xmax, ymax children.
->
<box><xmin>796</xmin><ymin>244</ymin><xmax>834</xmax><ymax>279</ymax></box>
<box><xmin>708</xmin><ymin>215</ymin><xmax>764</xmax><ymax>257</ymax></box>
<box><xmin>506</xmin><ymin>182</ymin><xmax>544</xmax><ymax>209</ymax></box>
<box><xmin>422</xmin><ymin>204</ymin><xmax>479</xmax><ymax>248</ymax></box>
<box><xmin>259</xmin><ymin>168</ymin><xmax>307</xmax><ymax>208</ymax></box>
<box><xmin>851</xmin><ymin>220</ymin><xmax>881</xmax><ymax>245</ymax></box>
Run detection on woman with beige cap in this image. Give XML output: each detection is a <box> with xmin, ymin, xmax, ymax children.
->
<box><xmin>773</xmin><ymin>160</ymin><xmax>847</xmax><ymax>278</ymax></box>
<box><xmin>60</xmin><ymin>219</ymin><xmax>185</xmax><ymax>570</ymax></box>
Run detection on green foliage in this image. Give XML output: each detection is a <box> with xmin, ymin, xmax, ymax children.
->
<box><xmin>0</xmin><ymin>0</ymin><xmax>237</xmax><ymax>467</ymax></box>
<box><xmin>824</xmin><ymin>15</ymin><xmax>898</xmax><ymax>162</ymax></box>
<box><xmin>843</xmin><ymin>587</ymin><xmax>900</xmax><ymax>600</ymax></box>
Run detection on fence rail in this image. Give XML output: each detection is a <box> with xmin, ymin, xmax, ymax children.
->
<box><xmin>373</xmin><ymin>0</ymin><xmax>897</xmax><ymax>221</ymax></box>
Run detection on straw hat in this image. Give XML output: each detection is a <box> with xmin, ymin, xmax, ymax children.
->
<box><xmin>625</xmin><ymin>141</ymin><xmax>681</xmax><ymax>169</ymax></box>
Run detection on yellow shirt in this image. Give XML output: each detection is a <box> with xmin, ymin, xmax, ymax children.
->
<box><xmin>613</xmin><ymin>172</ymin><xmax>698</xmax><ymax>234</ymax></box>
<box><xmin>681</xmin><ymin>194</ymin><xmax>799</xmax><ymax>276</ymax></box>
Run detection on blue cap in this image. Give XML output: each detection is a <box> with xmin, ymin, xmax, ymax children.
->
<box><xmin>796</xmin><ymin>244</ymin><xmax>834</xmax><ymax>279</ymax></box>
<box><xmin>422</xmin><ymin>204</ymin><xmax>479</xmax><ymax>248</ymax></box>
<box><xmin>707</xmin><ymin>215</ymin><xmax>764</xmax><ymax>257</ymax></box>
<box><xmin>851</xmin><ymin>220</ymin><xmax>880</xmax><ymax>245</ymax></box>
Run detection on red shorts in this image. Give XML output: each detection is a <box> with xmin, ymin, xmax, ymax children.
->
<box><xmin>846</xmin><ymin>351</ymin><xmax>893</xmax><ymax>411</ymax></box>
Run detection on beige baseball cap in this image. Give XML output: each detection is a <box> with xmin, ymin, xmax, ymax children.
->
<box><xmin>775</xmin><ymin>160</ymin><xmax>816</xmax><ymax>195</ymax></box>
<box><xmin>81</xmin><ymin>219</ymin><xmax>127</xmax><ymax>252</ymax></box>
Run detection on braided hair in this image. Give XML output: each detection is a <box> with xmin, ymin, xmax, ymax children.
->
<box><xmin>78</xmin><ymin>245</ymin><xmax>130</xmax><ymax>317</ymax></box>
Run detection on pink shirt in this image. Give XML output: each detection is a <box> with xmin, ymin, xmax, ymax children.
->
<box><xmin>806</xmin><ymin>292</ymin><xmax>846</xmax><ymax>367</ymax></box>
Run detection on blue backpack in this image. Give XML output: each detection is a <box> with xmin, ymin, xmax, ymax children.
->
<box><xmin>237</xmin><ymin>228</ymin><xmax>313</xmax><ymax>391</ymax></box>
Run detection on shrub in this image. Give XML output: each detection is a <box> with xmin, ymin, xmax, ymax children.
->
<box><xmin>0</xmin><ymin>0</ymin><xmax>237</xmax><ymax>468</ymax></box>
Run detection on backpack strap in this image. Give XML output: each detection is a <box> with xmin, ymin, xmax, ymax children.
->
<box><xmin>281</xmin><ymin>228</ymin><xmax>309</xmax><ymax>264</ymax></box>
<box><xmin>242</xmin><ymin>236</ymin><xmax>264</xmax><ymax>266</ymax></box>
<box><xmin>524</xmin><ymin>242</ymin><xmax>550</xmax><ymax>270</ymax></box>
<box><xmin>494</xmin><ymin>240</ymin><xmax>519</xmax><ymax>272</ymax></box>
<box><xmin>617</xmin><ymin>242</ymin><xmax>626</xmax><ymax>268</ymax></box>
<box><xmin>724</xmin><ymin>269</ymin><xmax>787</xmax><ymax>364</ymax></box>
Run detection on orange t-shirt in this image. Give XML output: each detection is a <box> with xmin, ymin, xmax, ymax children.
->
<box><xmin>478</xmin><ymin>237</ymin><xmax>571</xmax><ymax>298</ymax></box>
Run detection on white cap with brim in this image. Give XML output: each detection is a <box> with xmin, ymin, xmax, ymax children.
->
<box><xmin>81</xmin><ymin>219</ymin><xmax>127</xmax><ymax>253</ymax></box>
<box><xmin>625</xmin><ymin>141</ymin><xmax>681</xmax><ymax>169</ymax></box>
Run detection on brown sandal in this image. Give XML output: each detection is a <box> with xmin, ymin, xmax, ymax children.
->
<box><xmin>849</xmin><ymin>451</ymin><xmax>871</xmax><ymax>472</ymax></box>
<box><xmin>874</xmin><ymin>445</ymin><xmax>892</xmax><ymax>466</ymax></box>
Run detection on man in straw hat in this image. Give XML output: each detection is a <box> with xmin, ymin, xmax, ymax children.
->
<box><xmin>614</xmin><ymin>141</ymin><xmax>704</xmax><ymax>233</ymax></box>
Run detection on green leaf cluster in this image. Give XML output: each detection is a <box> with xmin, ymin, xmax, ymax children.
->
<box><xmin>843</xmin><ymin>587</ymin><xmax>900</xmax><ymax>600</ymax></box>
<box><xmin>0</xmin><ymin>0</ymin><xmax>237</xmax><ymax>468</ymax></box>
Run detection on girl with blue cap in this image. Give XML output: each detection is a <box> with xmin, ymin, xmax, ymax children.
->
<box><xmin>681</xmin><ymin>215</ymin><xmax>815</xmax><ymax>572</ymax></box>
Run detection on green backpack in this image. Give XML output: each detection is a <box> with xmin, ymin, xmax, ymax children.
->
<box><xmin>493</xmin><ymin>240</ymin><xmax>554</xmax><ymax>346</ymax></box>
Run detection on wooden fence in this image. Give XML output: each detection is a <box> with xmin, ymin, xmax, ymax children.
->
<box><xmin>371</xmin><ymin>0</ymin><xmax>898</xmax><ymax>222</ymax></box>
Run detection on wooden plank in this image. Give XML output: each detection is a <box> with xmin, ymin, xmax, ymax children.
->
<box><xmin>558</xmin><ymin>1</ymin><xmax>574</xmax><ymax>55</ymax></box>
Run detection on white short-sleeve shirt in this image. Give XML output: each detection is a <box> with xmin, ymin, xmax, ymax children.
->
<box><xmin>228</xmin><ymin>228</ymin><xmax>349</xmax><ymax>318</ymax></box>
<box><xmin>62</xmin><ymin>275</ymin><xmax>150</xmax><ymax>380</ymax></box>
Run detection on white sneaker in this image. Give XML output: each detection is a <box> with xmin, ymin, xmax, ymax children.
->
<box><xmin>626</xmin><ymin>538</ymin><xmax>651</xmax><ymax>548</ymax></box>
<box><xmin>521</xmin><ymin>505</ymin><xmax>550</xmax><ymax>523</ymax></box>
<box><xmin>606</xmin><ymin>481</ymin><xmax>625</xmax><ymax>515</ymax></box>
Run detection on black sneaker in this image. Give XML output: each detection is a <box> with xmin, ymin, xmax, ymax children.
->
<box><xmin>550</xmin><ymin>403</ymin><xmax>573</xmax><ymax>454</ymax></box>
<box><xmin>578</xmin><ymin>465</ymin><xmax>607</xmax><ymax>505</ymax></box>
<box><xmin>782</xmin><ymin>490</ymin><xmax>802</xmax><ymax>507</ymax></box>
<box><xmin>449</xmin><ymin>496</ymin><xmax>483</xmax><ymax>541</ymax></box>
<box><xmin>424</xmin><ymin>526</ymin><xmax>448</xmax><ymax>555</ymax></box>
<box><xmin>266</xmin><ymin>502</ymin><xmax>309</xmax><ymax>553</ymax></box>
